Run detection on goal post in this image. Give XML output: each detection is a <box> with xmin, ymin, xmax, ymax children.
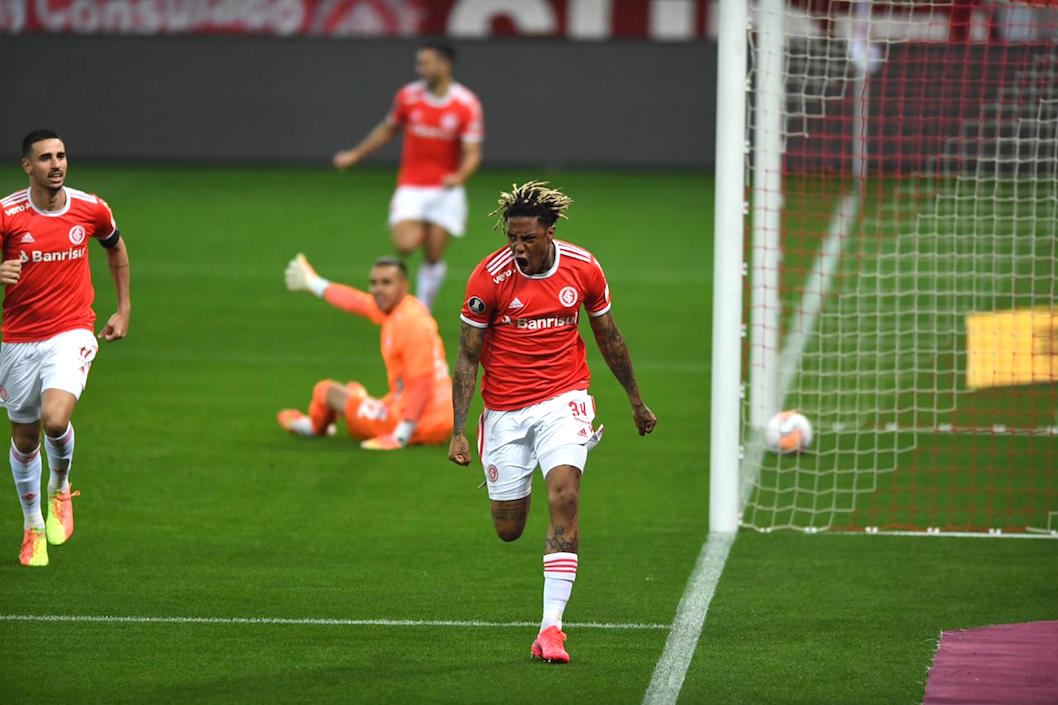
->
<box><xmin>712</xmin><ymin>0</ymin><xmax>1058</xmax><ymax>536</ymax></box>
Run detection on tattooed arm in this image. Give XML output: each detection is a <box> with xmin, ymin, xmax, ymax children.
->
<box><xmin>589</xmin><ymin>311</ymin><xmax>657</xmax><ymax>436</ymax></box>
<box><xmin>449</xmin><ymin>322</ymin><xmax>486</xmax><ymax>466</ymax></box>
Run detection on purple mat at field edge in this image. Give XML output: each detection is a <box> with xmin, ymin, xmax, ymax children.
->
<box><xmin>923</xmin><ymin>620</ymin><xmax>1058</xmax><ymax>705</ymax></box>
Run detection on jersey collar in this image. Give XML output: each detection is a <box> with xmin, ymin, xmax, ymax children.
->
<box><xmin>27</xmin><ymin>187</ymin><xmax>71</xmax><ymax>217</ymax></box>
<box><xmin>515</xmin><ymin>244</ymin><xmax>561</xmax><ymax>280</ymax></box>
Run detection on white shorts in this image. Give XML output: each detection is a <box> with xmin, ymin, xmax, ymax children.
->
<box><xmin>388</xmin><ymin>185</ymin><xmax>468</xmax><ymax>237</ymax></box>
<box><xmin>479</xmin><ymin>389</ymin><xmax>598</xmax><ymax>502</ymax></box>
<box><xmin>0</xmin><ymin>328</ymin><xmax>98</xmax><ymax>424</ymax></box>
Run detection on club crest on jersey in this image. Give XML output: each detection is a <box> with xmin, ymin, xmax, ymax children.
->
<box><xmin>559</xmin><ymin>286</ymin><xmax>578</xmax><ymax>308</ymax></box>
<box><xmin>487</xmin><ymin>465</ymin><xmax>499</xmax><ymax>482</ymax></box>
<box><xmin>68</xmin><ymin>225</ymin><xmax>86</xmax><ymax>245</ymax></box>
<box><xmin>468</xmin><ymin>296</ymin><xmax>486</xmax><ymax>314</ymax></box>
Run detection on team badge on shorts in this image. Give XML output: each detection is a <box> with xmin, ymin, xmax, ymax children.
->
<box><xmin>559</xmin><ymin>286</ymin><xmax>578</xmax><ymax>308</ymax></box>
<box><xmin>68</xmin><ymin>225</ymin><xmax>86</xmax><ymax>245</ymax></box>
<box><xmin>487</xmin><ymin>464</ymin><xmax>499</xmax><ymax>482</ymax></box>
<box><xmin>468</xmin><ymin>296</ymin><xmax>486</xmax><ymax>314</ymax></box>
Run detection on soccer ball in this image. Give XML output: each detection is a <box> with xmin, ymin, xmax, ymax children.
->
<box><xmin>764</xmin><ymin>411</ymin><xmax>812</xmax><ymax>455</ymax></box>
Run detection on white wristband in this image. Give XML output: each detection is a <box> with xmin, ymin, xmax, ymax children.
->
<box><xmin>394</xmin><ymin>420</ymin><xmax>416</xmax><ymax>446</ymax></box>
<box><xmin>309</xmin><ymin>277</ymin><xmax>330</xmax><ymax>298</ymax></box>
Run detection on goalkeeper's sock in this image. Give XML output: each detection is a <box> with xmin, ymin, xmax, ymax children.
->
<box><xmin>10</xmin><ymin>441</ymin><xmax>44</xmax><ymax>530</ymax></box>
<box><xmin>541</xmin><ymin>552</ymin><xmax>578</xmax><ymax>631</ymax></box>
<box><xmin>45</xmin><ymin>423</ymin><xmax>75</xmax><ymax>494</ymax></box>
<box><xmin>415</xmin><ymin>260</ymin><xmax>447</xmax><ymax>312</ymax></box>
<box><xmin>309</xmin><ymin>380</ymin><xmax>337</xmax><ymax>436</ymax></box>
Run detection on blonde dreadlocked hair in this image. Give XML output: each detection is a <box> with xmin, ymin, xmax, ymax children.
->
<box><xmin>489</xmin><ymin>181</ymin><xmax>573</xmax><ymax>231</ymax></box>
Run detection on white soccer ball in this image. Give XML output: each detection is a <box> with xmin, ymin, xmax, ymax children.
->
<box><xmin>764</xmin><ymin>411</ymin><xmax>813</xmax><ymax>455</ymax></box>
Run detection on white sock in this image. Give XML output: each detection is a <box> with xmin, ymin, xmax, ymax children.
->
<box><xmin>290</xmin><ymin>416</ymin><xmax>316</xmax><ymax>437</ymax></box>
<box><xmin>415</xmin><ymin>260</ymin><xmax>447</xmax><ymax>311</ymax></box>
<box><xmin>45</xmin><ymin>423</ymin><xmax>75</xmax><ymax>494</ymax></box>
<box><xmin>541</xmin><ymin>552</ymin><xmax>578</xmax><ymax>631</ymax></box>
<box><xmin>10</xmin><ymin>441</ymin><xmax>44</xmax><ymax>529</ymax></box>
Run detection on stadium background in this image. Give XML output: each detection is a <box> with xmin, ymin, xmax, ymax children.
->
<box><xmin>1</xmin><ymin>2</ymin><xmax>1056</xmax><ymax>704</ymax></box>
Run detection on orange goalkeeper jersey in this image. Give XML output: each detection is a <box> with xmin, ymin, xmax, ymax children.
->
<box><xmin>323</xmin><ymin>285</ymin><xmax>452</xmax><ymax>426</ymax></box>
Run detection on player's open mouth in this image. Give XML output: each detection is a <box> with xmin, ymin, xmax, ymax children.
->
<box><xmin>515</xmin><ymin>256</ymin><xmax>529</xmax><ymax>269</ymax></box>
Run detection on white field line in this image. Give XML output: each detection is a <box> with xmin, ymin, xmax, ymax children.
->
<box><xmin>642</xmin><ymin>193</ymin><xmax>860</xmax><ymax>705</ymax></box>
<box><xmin>831</xmin><ymin>530</ymin><xmax>1058</xmax><ymax>540</ymax></box>
<box><xmin>0</xmin><ymin>614</ymin><xmax>669</xmax><ymax>630</ymax></box>
<box><xmin>642</xmin><ymin>532</ymin><xmax>735</xmax><ymax>705</ymax></box>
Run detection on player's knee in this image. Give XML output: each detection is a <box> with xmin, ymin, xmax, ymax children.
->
<box><xmin>42</xmin><ymin>419</ymin><xmax>68</xmax><ymax>438</ymax></box>
<box><xmin>548</xmin><ymin>483</ymin><xmax>579</xmax><ymax>517</ymax></box>
<box><xmin>313</xmin><ymin>379</ymin><xmax>339</xmax><ymax>403</ymax></box>
<box><xmin>494</xmin><ymin>522</ymin><xmax>525</xmax><ymax>542</ymax></box>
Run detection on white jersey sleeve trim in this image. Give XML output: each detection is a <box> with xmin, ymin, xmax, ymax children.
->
<box><xmin>588</xmin><ymin>303</ymin><xmax>612</xmax><ymax>318</ymax></box>
<box><xmin>460</xmin><ymin>314</ymin><xmax>489</xmax><ymax>329</ymax></box>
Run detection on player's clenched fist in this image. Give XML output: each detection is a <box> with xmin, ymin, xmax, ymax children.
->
<box><xmin>632</xmin><ymin>402</ymin><xmax>657</xmax><ymax>436</ymax></box>
<box><xmin>448</xmin><ymin>433</ymin><xmax>472</xmax><ymax>466</ymax></box>
<box><xmin>1</xmin><ymin>258</ymin><xmax>22</xmax><ymax>285</ymax></box>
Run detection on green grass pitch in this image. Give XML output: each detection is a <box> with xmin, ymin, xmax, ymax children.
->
<box><xmin>0</xmin><ymin>166</ymin><xmax>1054</xmax><ymax>704</ymax></box>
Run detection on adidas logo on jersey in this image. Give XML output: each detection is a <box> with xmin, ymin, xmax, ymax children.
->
<box><xmin>19</xmin><ymin>233</ymin><xmax>34</xmax><ymax>243</ymax></box>
<box><xmin>508</xmin><ymin>297</ymin><xmax>524</xmax><ymax>310</ymax></box>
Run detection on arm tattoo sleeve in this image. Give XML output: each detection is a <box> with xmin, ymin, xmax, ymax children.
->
<box><xmin>452</xmin><ymin>323</ymin><xmax>485</xmax><ymax>433</ymax></box>
<box><xmin>590</xmin><ymin>313</ymin><xmax>643</xmax><ymax>405</ymax></box>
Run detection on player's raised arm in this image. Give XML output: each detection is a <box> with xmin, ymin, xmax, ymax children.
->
<box><xmin>588</xmin><ymin>311</ymin><xmax>656</xmax><ymax>436</ymax></box>
<box><xmin>284</xmin><ymin>254</ymin><xmax>384</xmax><ymax>324</ymax></box>
<box><xmin>448</xmin><ymin>321</ymin><xmax>485</xmax><ymax>466</ymax></box>
<box><xmin>98</xmin><ymin>235</ymin><xmax>131</xmax><ymax>342</ymax></box>
<box><xmin>332</xmin><ymin>119</ymin><xmax>399</xmax><ymax>170</ymax></box>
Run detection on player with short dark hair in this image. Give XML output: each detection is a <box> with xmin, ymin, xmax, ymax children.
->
<box><xmin>449</xmin><ymin>182</ymin><xmax>656</xmax><ymax>664</ymax></box>
<box><xmin>332</xmin><ymin>43</ymin><xmax>483</xmax><ymax>312</ymax></box>
<box><xmin>279</xmin><ymin>254</ymin><xmax>453</xmax><ymax>449</ymax></box>
<box><xmin>1</xmin><ymin>130</ymin><xmax>131</xmax><ymax>566</ymax></box>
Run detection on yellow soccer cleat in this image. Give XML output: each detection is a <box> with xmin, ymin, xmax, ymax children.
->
<box><xmin>19</xmin><ymin>527</ymin><xmax>48</xmax><ymax>567</ymax></box>
<box><xmin>46</xmin><ymin>488</ymin><xmax>80</xmax><ymax>545</ymax></box>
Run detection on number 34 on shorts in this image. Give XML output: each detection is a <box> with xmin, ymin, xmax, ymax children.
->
<box><xmin>567</xmin><ymin>393</ymin><xmax>604</xmax><ymax>450</ymax></box>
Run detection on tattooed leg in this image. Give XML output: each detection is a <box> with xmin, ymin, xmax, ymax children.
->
<box><xmin>544</xmin><ymin>465</ymin><xmax>581</xmax><ymax>555</ymax></box>
<box><xmin>491</xmin><ymin>496</ymin><xmax>531</xmax><ymax>542</ymax></box>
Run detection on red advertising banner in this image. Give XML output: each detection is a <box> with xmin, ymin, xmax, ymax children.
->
<box><xmin>1</xmin><ymin>0</ymin><xmax>708</xmax><ymax>38</ymax></box>
<box><xmin>1</xmin><ymin>0</ymin><xmax>1054</xmax><ymax>39</ymax></box>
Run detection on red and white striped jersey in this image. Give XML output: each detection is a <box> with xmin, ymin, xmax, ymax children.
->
<box><xmin>386</xmin><ymin>80</ymin><xmax>484</xmax><ymax>187</ymax></box>
<box><xmin>460</xmin><ymin>240</ymin><xmax>611</xmax><ymax>411</ymax></box>
<box><xmin>0</xmin><ymin>186</ymin><xmax>117</xmax><ymax>342</ymax></box>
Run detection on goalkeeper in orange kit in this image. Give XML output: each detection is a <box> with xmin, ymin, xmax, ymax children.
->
<box><xmin>278</xmin><ymin>254</ymin><xmax>453</xmax><ymax>449</ymax></box>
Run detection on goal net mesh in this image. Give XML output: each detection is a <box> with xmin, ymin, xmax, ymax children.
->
<box><xmin>740</xmin><ymin>0</ymin><xmax>1058</xmax><ymax>535</ymax></box>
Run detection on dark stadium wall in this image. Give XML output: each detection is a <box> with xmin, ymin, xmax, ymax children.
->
<box><xmin>0</xmin><ymin>35</ymin><xmax>717</xmax><ymax>168</ymax></box>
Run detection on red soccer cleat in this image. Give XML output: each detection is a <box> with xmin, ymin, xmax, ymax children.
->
<box><xmin>531</xmin><ymin>626</ymin><xmax>570</xmax><ymax>664</ymax></box>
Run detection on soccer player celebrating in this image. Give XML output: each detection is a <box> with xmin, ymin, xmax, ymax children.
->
<box><xmin>278</xmin><ymin>254</ymin><xmax>453</xmax><ymax>449</ymax></box>
<box><xmin>448</xmin><ymin>182</ymin><xmax>656</xmax><ymax>663</ymax></box>
<box><xmin>1</xmin><ymin>129</ymin><xmax>131</xmax><ymax>567</ymax></box>
<box><xmin>332</xmin><ymin>43</ymin><xmax>484</xmax><ymax>312</ymax></box>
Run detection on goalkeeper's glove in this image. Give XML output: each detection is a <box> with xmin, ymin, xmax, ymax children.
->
<box><xmin>285</xmin><ymin>253</ymin><xmax>329</xmax><ymax>296</ymax></box>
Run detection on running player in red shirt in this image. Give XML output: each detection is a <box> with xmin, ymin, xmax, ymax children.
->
<box><xmin>333</xmin><ymin>43</ymin><xmax>484</xmax><ymax>312</ymax></box>
<box><xmin>277</xmin><ymin>255</ymin><xmax>453</xmax><ymax>449</ymax></box>
<box><xmin>0</xmin><ymin>129</ymin><xmax>131</xmax><ymax>567</ymax></box>
<box><xmin>449</xmin><ymin>182</ymin><xmax>656</xmax><ymax>664</ymax></box>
